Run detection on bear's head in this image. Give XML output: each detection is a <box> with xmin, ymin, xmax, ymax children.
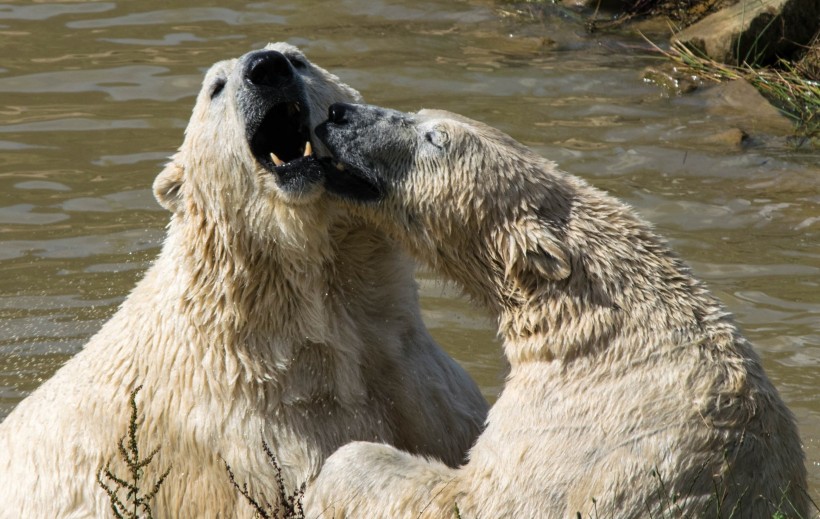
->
<box><xmin>154</xmin><ymin>43</ymin><xmax>362</xmax><ymax>250</ymax></box>
<box><xmin>317</xmin><ymin>103</ymin><xmax>572</xmax><ymax>299</ymax></box>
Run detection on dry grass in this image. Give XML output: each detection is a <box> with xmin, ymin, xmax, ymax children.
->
<box><xmin>224</xmin><ymin>437</ymin><xmax>306</xmax><ymax>519</ymax></box>
<box><xmin>96</xmin><ymin>386</ymin><xmax>171</xmax><ymax>519</ymax></box>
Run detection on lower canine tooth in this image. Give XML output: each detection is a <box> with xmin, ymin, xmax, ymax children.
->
<box><xmin>270</xmin><ymin>152</ymin><xmax>284</xmax><ymax>167</ymax></box>
<box><xmin>303</xmin><ymin>141</ymin><xmax>312</xmax><ymax>157</ymax></box>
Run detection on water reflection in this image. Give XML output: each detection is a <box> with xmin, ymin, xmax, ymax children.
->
<box><xmin>0</xmin><ymin>3</ymin><xmax>115</xmax><ymax>21</ymax></box>
<box><xmin>0</xmin><ymin>66</ymin><xmax>198</xmax><ymax>102</ymax></box>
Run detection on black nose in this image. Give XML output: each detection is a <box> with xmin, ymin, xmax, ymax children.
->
<box><xmin>328</xmin><ymin>103</ymin><xmax>351</xmax><ymax>124</ymax></box>
<box><xmin>244</xmin><ymin>50</ymin><xmax>292</xmax><ymax>87</ymax></box>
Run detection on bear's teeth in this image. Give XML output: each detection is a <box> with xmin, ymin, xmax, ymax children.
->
<box><xmin>335</xmin><ymin>162</ymin><xmax>345</xmax><ymax>171</ymax></box>
<box><xmin>303</xmin><ymin>141</ymin><xmax>312</xmax><ymax>157</ymax></box>
<box><xmin>270</xmin><ymin>152</ymin><xmax>284</xmax><ymax>167</ymax></box>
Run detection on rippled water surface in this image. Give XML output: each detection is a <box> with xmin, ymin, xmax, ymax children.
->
<box><xmin>1</xmin><ymin>0</ymin><xmax>818</xmax><ymax>501</ymax></box>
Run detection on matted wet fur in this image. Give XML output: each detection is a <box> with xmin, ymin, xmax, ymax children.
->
<box><xmin>0</xmin><ymin>49</ymin><xmax>487</xmax><ymax>518</ymax></box>
<box><xmin>306</xmin><ymin>103</ymin><xmax>808</xmax><ymax>518</ymax></box>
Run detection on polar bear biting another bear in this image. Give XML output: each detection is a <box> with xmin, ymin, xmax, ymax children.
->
<box><xmin>0</xmin><ymin>45</ymin><xmax>488</xmax><ymax>518</ymax></box>
<box><xmin>308</xmin><ymin>103</ymin><xmax>808</xmax><ymax>518</ymax></box>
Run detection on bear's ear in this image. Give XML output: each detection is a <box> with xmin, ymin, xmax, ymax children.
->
<box><xmin>497</xmin><ymin>218</ymin><xmax>571</xmax><ymax>288</ymax></box>
<box><xmin>153</xmin><ymin>161</ymin><xmax>185</xmax><ymax>214</ymax></box>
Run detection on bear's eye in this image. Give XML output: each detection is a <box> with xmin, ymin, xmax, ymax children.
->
<box><xmin>210</xmin><ymin>78</ymin><xmax>226</xmax><ymax>99</ymax></box>
<box><xmin>424</xmin><ymin>129</ymin><xmax>448</xmax><ymax>150</ymax></box>
<box><xmin>288</xmin><ymin>57</ymin><xmax>307</xmax><ymax>70</ymax></box>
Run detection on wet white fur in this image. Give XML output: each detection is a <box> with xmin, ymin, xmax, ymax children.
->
<box><xmin>0</xmin><ymin>49</ymin><xmax>487</xmax><ymax>518</ymax></box>
<box><xmin>306</xmin><ymin>108</ymin><xmax>806</xmax><ymax>518</ymax></box>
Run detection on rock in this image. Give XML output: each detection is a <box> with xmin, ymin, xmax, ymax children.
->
<box><xmin>700</xmin><ymin>78</ymin><xmax>796</xmax><ymax>135</ymax></box>
<box><xmin>701</xmin><ymin>127</ymin><xmax>748</xmax><ymax>147</ymax></box>
<box><xmin>672</xmin><ymin>0</ymin><xmax>820</xmax><ymax>66</ymax></box>
<box><xmin>631</xmin><ymin>15</ymin><xmax>680</xmax><ymax>36</ymax></box>
<box><xmin>642</xmin><ymin>65</ymin><xmax>702</xmax><ymax>96</ymax></box>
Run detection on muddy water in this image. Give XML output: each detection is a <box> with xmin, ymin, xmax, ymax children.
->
<box><xmin>0</xmin><ymin>0</ymin><xmax>817</xmax><ymax>501</ymax></box>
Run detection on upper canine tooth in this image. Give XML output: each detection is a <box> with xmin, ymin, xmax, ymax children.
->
<box><xmin>294</xmin><ymin>103</ymin><xmax>301</xmax><ymax>113</ymax></box>
<box><xmin>335</xmin><ymin>162</ymin><xmax>345</xmax><ymax>171</ymax></box>
<box><xmin>303</xmin><ymin>141</ymin><xmax>312</xmax><ymax>157</ymax></box>
<box><xmin>270</xmin><ymin>152</ymin><xmax>284</xmax><ymax>167</ymax></box>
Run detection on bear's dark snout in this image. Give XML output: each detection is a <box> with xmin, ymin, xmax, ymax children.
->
<box><xmin>244</xmin><ymin>50</ymin><xmax>293</xmax><ymax>88</ymax></box>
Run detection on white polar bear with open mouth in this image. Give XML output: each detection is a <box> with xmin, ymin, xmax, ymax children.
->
<box><xmin>0</xmin><ymin>46</ymin><xmax>488</xmax><ymax>518</ymax></box>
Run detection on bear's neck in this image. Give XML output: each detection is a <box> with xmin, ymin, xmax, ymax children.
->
<box><xmin>157</xmin><ymin>212</ymin><xmax>335</xmax><ymax>350</ymax></box>
<box><xmin>450</xmin><ymin>181</ymin><xmax>735</xmax><ymax>366</ymax></box>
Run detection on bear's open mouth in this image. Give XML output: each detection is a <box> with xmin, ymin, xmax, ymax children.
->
<box><xmin>250</xmin><ymin>101</ymin><xmax>314</xmax><ymax>172</ymax></box>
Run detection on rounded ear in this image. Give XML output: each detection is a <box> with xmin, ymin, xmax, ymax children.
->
<box><xmin>496</xmin><ymin>217</ymin><xmax>571</xmax><ymax>289</ymax></box>
<box><xmin>153</xmin><ymin>161</ymin><xmax>184</xmax><ymax>213</ymax></box>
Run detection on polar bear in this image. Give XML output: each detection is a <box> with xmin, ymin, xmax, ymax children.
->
<box><xmin>307</xmin><ymin>103</ymin><xmax>808</xmax><ymax>518</ymax></box>
<box><xmin>0</xmin><ymin>46</ymin><xmax>487</xmax><ymax>518</ymax></box>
